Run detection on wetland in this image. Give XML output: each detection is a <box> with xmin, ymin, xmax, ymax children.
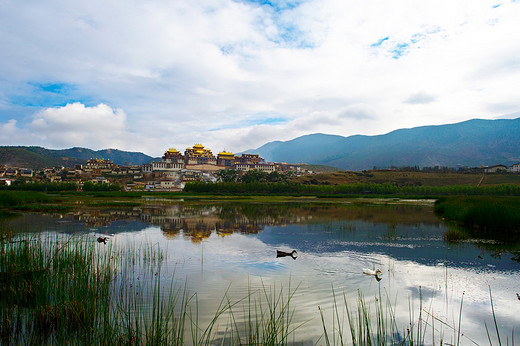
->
<box><xmin>1</xmin><ymin>195</ymin><xmax>519</xmax><ymax>344</ymax></box>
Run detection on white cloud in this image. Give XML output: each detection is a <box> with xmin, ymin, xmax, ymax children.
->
<box><xmin>0</xmin><ymin>0</ymin><xmax>519</xmax><ymax>155</ymax></box>
<box><xmin>0</xmin><ymin>103</ymin><xmax>135</xmax><ymax>151</ymax></box>
<box><xmin>1</xmin><ymin>119</ymin><xmax>18</xmax><ymax>134</ymax></box>
<box><xmin>405</xmin><ymin>92</ymin><xmax>437</xmax><ymax>105</ymax></box>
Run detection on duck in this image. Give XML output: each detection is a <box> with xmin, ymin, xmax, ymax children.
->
<box><xmin>97</xmin><ymin>236</ymin><xmax>108</xmax><ymax>244</ymax></box>
<box><xmin>276</xmin><ymin>250</ymin><xmax>298</xmax><ymax>259</ymax></box>
<box><xmin>363</xmin><ymin>268</ymin><xmax>383</xmax><ymax>281</ymax></box>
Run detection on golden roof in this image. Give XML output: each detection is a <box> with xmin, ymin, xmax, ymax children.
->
<box><xmin>167</xmin><ymin>148</ymin><xmax>179</xmax><ymax>153</ymax></box>
<box><xmin>218</xmin><ymin>151</ymin><xmax>234</xmax><ymax>156</ymax></box>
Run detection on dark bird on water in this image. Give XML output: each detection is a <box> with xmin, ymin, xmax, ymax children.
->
<box><xmin>97</xmin><ymin>236</ymin><xmax>108</xmax><ymax>244</ymax></box>
<box><xmin>277</xmin><ymin>250</ymin><xmax>298</xmax><ymax>259</ymax></box>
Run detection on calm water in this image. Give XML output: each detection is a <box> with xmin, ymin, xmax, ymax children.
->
<box><xmin>5</xmin><ymin>200</ymin><xmax>520</xmax><ymax>344</ymax></box>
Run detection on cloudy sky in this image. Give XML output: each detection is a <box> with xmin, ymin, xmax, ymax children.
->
<box><xmin>1</xmin><ymin>0</ymin><xmax>519</xmax><ymax>156</ymax></box>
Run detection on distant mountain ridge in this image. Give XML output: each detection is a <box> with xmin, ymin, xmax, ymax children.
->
<box><xmin>0</xmin><ymin>146</ymin><xmax>155</xmax><ymax>168</ymax></box>
<box><xmin>245</xmin><ymin>118</ymin><xmax>520</xmax><ymax>170</ymax></box>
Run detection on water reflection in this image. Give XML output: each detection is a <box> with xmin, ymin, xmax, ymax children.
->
<box><xmin>3</xmin><ymin>201</ymin><xmax>520</xmax><ymax>344</ymax></box>
<box><xmin>74</xmin><ymin>202</ymin><xmax>443</xmax><ymax>241</ymax></box>
<box><xmin>6</xmin><ymin>202</ymin><xmax>519</xmax><ymax>268</ymax></box>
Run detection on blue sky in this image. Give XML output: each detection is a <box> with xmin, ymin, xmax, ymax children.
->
<box><xmin>1</xmin><ymin>0</ymin><xmax>519</xmax><ymax>156</ymax></box>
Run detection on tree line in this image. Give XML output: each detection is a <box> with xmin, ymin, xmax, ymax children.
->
<box><xmin>185</xmin><ymin>180</ymin><xmax>520</xmax><ymax>196</ymax></box>
<box><xmin>0</xmin><ymin>180</ymin><xmax>121</xmax><ymax>192</ymax></box>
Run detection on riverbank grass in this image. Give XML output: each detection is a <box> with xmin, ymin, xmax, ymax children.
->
<box><xmin>435</xmin><ymin>196</ymin><xmax>520</xmax><ymax>235</ymax></box>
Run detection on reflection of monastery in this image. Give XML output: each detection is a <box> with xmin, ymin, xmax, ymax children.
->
<box><xmin>139</xmin><ymin>205</ymin><xmax>312</xmax><ymax>243</ymax></box>
<box><xmin>69</xmin><ymin>204</ymin><xmax>313</xmax><ymax>243</ymax></box>
<box><xmin>73</xmin><ymin>209</ymin><xmax>141</xmax><ymax>227</ymax></box>
<box><xmin>143</xmin><ymin>144</ymin><xmax>276</xmax><ymax>174</ymax></box>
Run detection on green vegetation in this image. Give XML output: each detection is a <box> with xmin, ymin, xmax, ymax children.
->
<box><xmin>443</xmin><ymin>228</ymin><xmax>470</xmax><ymax>243</ymax></box>
<box><xmin>298</xmin><ymin>163</ymin><xmax>340</xmax><ymax>173</ymax></box>
<box><xmin>292</xmin><ymin>170</ymin><xmax>483</xmax><ymax>186</ymax></box>
<box><xmin>185</xmin><ymin>181</ymin><xmax>520</xmax><ymax>197</ymax></box>
<box><xmin>0</xmin><ymin>146</ymin><xmax>154</xmax><ymax>168</ymax></box>
<box><xmin>1</xmin><ymin>181</ymin><xmax>121</xmax><ymax>192</ymax></box>
<box><xmin>435</xmin><ymin>196</ymin><xmax>520</xmax><ymax>236</ymax></box>
<box><xmin>0</xmin><ymin>191</ymin><xmax>53</xmax><ymax>208</ymax></box>
<box><xmin>1</xmin><ymin>231</ymin><xmax>516</xmax><ymax>344</ymax></box>
<box><xmin>0</xmin><ymin>181</ymin><xmax>78</xmax><ymax>192</ymax></box>
<box><xmin>0</xmin><ymin>210</ymin><xmax>18</xmax><ymax>220</ymax></box>
<box><xmin>319</xmin><ymin>287</ymin><xmax>512</xmax><ymax>346</ymax></box>
<box><xmin>1</xmin><ymin>235</ymin><xmax>514</xmax><ymax>344</ymax></box>
<box><xmin>0</xmin><ymin>191</ymin><xmax>71</xmax><ymax>213</ymax></box>
<box><xmin>481</xmin><ymin>174</ymin><xmax>520</xmax><ymax>186</ymax></box>
<box><xmin>0</xmin><ymin>146</ymin><xmax>82</xmax><ymax>169</ymax></box>
<box><xmin>82</xmin><ymin>181</ymin><xmax>121</xmax><ymax>191</ymax></box>
<box><xmin>216</xmin><ymin>169</ymin><xmax>289</xmax><ymax>183</ymax></box>
<box><xmin>0</xmin><ymin>235</ymin><xmax>300</xmax><ymax>344</ymax></box>
<box><xmin>85</xmin><ymin>201</ymin><xmax>141</xmax><ymax>207</ymax></box>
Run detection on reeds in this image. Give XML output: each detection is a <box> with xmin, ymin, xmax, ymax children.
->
<box><xmin>1</xmin><ymin>233</ymin><xmax>516</xmax><ymax>345</ymax></box>
<box><xmin>317</xmin><ymin>285</ymin><xmax>506</xmax><ymax>346</ymax></box>
<box><xmin>435</xmin><ymin>196</ymin><xmax>520</xmax><ymax>235</ymax></box>
<box><xmin>1</xmin><ymin>234</ymin><xmax>302</xmax><ymax>344</ymax></box>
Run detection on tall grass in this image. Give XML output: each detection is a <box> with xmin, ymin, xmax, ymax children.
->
<box><xmin>435</xmin><ymin>196</ymin><xmax>520</xmax><ymax>236</ymax></box>
<box><xmin>0</xmin><ymin>191</ymin><xmax>52</xmax><ymax>208</ymax></box>
<box><xmin>1</xmin><ymin>234</ymin><xmax>302</xmax><ymax>344</ymax></box>
<box><xmin>1</xmin><ymin>233</ymin><xmax>516</xmax><ymax>344</ymax></box>
<box><xmin>317</xmin><ymin>285</ymin><xmax>499</xmax><ymax>346</ymax></box>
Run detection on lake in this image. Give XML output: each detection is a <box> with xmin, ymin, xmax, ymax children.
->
<box><xmin>4</xmin><ymin>198</ymin><xmax>520</xmax><ymax>344</ymax></box>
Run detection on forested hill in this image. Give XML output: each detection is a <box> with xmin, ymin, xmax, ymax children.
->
<box><xmin>245</xmin><ymin>118</ymin><xmax>520</xmax><ymax>170</ymax></box>
<box><xmin>0</xmin><ymin>146</ymin><xmax>154</xmax><ymax>168</ymax></box>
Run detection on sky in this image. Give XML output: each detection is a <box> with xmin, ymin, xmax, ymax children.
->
<box><xmin>1</xmin><ymin>0</ymin><xmax>519</xmax><ymax>157</ymax></box>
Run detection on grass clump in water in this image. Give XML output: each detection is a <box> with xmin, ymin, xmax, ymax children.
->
<box><xmin>435</xmin><ymin>196</ymin><xmax>520</xmax><ymax>236</ymax></box>
<box><xmin>443</xmin><ymin>228</ymin><xmax>470</xmax><ymax>243</ymax></box>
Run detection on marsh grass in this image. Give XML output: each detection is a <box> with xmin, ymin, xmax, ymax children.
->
<box><xmin>86</xmin><ymin>201</ymin><xmax>141</xmax><ymax>207</ymax></box>
<box><xmin>1</xmin><ymin>234</ymin><xmax>303</xmax><ymax>344</ymax></box>
<box><xmin>443</xmin><ymin>228</ymin><xmax>470</xmax><ymax>243</ymax></box>
<box><xmin>0</xmin><ymin>234</ymin><xmax>114</xmax><ymax>343</ymax></box>
<box><xmin>317</xmin><ymin>285</ymin><xmax>511</xmax><ymax>346</ymax></box>
<box><xmin>435</xmin><ymin>196</ymin><xmax>520</xmax><ymax>235</ymax></box>
<box><xmin>1</xmin><ymin>233</ymin><xmax>516</xmax><ymax>345</ymax></box>
<box><xmin>0</xmin><ymin>210</ymin><xmax>18</xmax><ymax>220</ymax></box>
<box><xmin>0</xmin><ymin>191</ymin><xmax>53</xmax><ymax>208</ymax></box>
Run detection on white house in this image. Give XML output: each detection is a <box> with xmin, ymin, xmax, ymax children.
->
<box><xmin>509</xmin><ymin>163</ymin><xmax>520</xmax><ymax>173</ymax></box>
<box><xmin>484</xmin><ymin>165</ymin><xmax>508</xmax><ymax>173</ymax></box>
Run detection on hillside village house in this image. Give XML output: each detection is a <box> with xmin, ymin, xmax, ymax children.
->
<box><xmin>510</xmin><ymin>163</ymin><xmax>520</xmax><ymax>173</ymax></box>
<box><xmin>0</xmin><ymin>178</ymin><xmax>13</xmax><ymax>186</ymax></box>
<box><xmin>484</xmin><ymin>165</ymin><xmax>508</xmax><ymax>173</ymax></box>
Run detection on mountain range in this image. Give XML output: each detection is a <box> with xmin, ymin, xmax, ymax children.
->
<box><xmin>2</xmin><ymin>117</ymin><xmax>519</xmax><ymax>171</ymax></box>
<box><xmin>244</xmin><ymin>118</ymin><xmax>520</xmax><ymax>170</ymax></box>
<box><xmin>0</xmin><ymin>146</ymin><xmax>155</xmax><ymax>169</ymax></box>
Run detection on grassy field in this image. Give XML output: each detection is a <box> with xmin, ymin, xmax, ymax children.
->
<box><xmin>481</xmin><ymin>174</ymin><xmax>520</xmax><ymax>186</ymax></box>
<box><xmin>291</xmin><ymin>171</ymin><xmax>483</xmax><ymax>186</ymax></box>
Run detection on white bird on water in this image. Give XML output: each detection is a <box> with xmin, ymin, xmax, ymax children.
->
<box><xmin>363</xmin><ymin>268</ymin><xmax>383</xmax><ymax>281</ymax></box>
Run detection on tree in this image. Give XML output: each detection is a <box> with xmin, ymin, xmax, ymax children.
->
<box><xmin>241</xmin><ymin>170</ymin><xmax>269</xmax><ymax>183</ymax></box>
<box><xmin>217</xmin><ymin>169</ymin><xmax>238</xmax><ymax>183</ymax></box>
